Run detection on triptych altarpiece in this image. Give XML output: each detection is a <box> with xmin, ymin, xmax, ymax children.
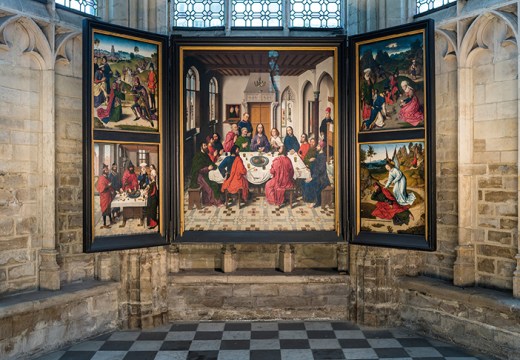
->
<box><xmin>82</xmin><ymin>19</ymin><xmax>435</xmax><ymax>253</ymax></box>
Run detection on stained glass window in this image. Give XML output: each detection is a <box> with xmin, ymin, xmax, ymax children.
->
<box><xmin>231</xmin><ymin>0</ymin><xmax>283</xmax><ymax>27</ymax></box>
<box><xmin>55</xmin><ymin>0</ymin><xmax>97</xmax><ymax>15</ymax></box>
<box><xmin>416</xmin><ymin>0</ymin><xmax>456</xmax><ymax>14</ymax></box>
<box><xmin>289</xmin><ymin>0</ymin><xmax>341</xmax><ymax>28</ymax></box>
<box><xmin>173</xmin><ymin>0</ymin><xmax>225</xmax><ymax>27</ymax></box>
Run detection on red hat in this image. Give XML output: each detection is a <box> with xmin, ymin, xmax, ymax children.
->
<box><xmin>325</xmin><ymin>107</ymin><xmax>331</xmax><ymax>113</ymax></box>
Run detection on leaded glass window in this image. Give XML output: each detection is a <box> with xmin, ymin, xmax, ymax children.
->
<box><xmin>416</xmin><ymin>0</ymin><xmax>456</xmax><ymax>14</ymax></box>
<box><xmin>55</xmin><ymin>0</ymin><xmax>97</xmax><ymax>15</ymax></box>
<box><xmin>231</xmin><ymin>0</ymin><xmax>283</xmax><ymax>27</ymax></box>
<box><xmin>173</xmin><ymin>0</ymin><xmax>225</xmax><ymax>27</ymax></box>
<box><xmin>289</xmin><ymin>0</ymin><xmax>341</xmax><ymax>28</ymax></box>
<box><xmin>186</xmin><ymin>68</ymin><xmax>197</xmax><ymax>130</ymax></box>
<box><xmin>209</xmin><ymin>78</ymin><xmax>218</xmax><ymax>121</ymax></box>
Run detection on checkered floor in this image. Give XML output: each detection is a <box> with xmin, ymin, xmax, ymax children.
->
<box><xmin>35</xmin><ymin>321</ymin><xmax>493</xmax><ymax>360</ymax></box>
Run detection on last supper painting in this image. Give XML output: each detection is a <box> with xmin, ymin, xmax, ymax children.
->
<box><xmin>179</xmin><ymin>46</ymin><xmax>338</xmax><ymax>233</ymax></box>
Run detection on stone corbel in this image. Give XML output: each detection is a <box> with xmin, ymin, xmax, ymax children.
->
<box><xmin>39</xmin><ymin>249</ymin><xmax>60</xmax><ymax>290</ymax></box>
<box><xmin>169</xmin><ymin>244</ymin><xmax>180</xmax><ymax>273</ymax></box>
<box><xmin>278</xmin><ymin>244</ymin><xmax>295</xmax><ymax>273</ymax></box>
<box><xmin>337</xmin><ymin>243</ymin><xmax>348</xmax><ymax>274</ymax></box>
<box><xmin>221</xmin><ymin>244</ymin><xmax>237</xmax><ymax>273</ymax></box>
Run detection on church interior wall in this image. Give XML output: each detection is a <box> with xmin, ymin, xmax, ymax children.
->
<box><xmin>0</xmin><ymin>0</ymin><xmax>519</xmax><ymax>359</ymax></box>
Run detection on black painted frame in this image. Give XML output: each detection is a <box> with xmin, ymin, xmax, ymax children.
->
<box><xmin>82</xmin><ymin>19</ymin><xmax>170</xmax><ymax>252</ymax></box>
<box><xmin>348</xmin><ymin>20</ymin><xmax>436</xmax><ymax>251</ymax></box>
<box><xmin>172</xmin><ymin>37</ymin><xmax>346</xmax><ymax>243</ymax></box>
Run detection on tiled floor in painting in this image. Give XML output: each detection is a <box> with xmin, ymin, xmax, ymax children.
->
<box><xmin>34</xmin><ymin>321</ymin><xmax>495</xmax><ymax>360</ymax></box>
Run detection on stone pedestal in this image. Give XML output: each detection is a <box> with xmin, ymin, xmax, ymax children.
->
<box><xmin>278</xmin><ymin>244</ymin><xmax>295</xmax><ymax>273</ymax></box>
<box><xmin>221</xmin><ymin>245</ymin><xmax>237</xmax><ymax>273</ymax></box>
<box><xmin>453</xmin><ymin>244</ymin><xmax>476</xmax><ymax>287</ymax></box>
<box><xmin>169</xmin><ymin>244</ymin><xmax>180</xmax><ymax>273</ymax></box>
<box><xmin>39</xmin><ymin>249</ymin><xmax>60</xmax><ymax>290</ymax></box>
<box><xmin>96</xmin><ymin>253</ymin><xmax>114</xmax><ymax>281</ymax></box>
<box><xmin>337</xmin><ymin>243</ymin><xmax>348</xmax><ymax>274</ymax></box>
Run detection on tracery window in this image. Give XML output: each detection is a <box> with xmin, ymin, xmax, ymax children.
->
<box><xmin>416</xmin><ymin>0</ymin><xmax>456</xmax><ymax>15</ymax></box>
<box><xmin>186</xmin><ymin>68</ymin><xmax>198</xmax><ymax>130</ymax></box>
<box><xmin>173</xmin><ymin>0</ymin><xmax>225</xmax><ymax>27</ymax></box>
<box><xmin>55</xmin><ymin>0</ymin><xmax>97</xmax><ymax>15</ymax></box>
<box><xmin>209</xmin><ymin>78</ymin><xmax>218</xmax><ymax>121</ymax></box>
<box><xmin>289</xmin><ymin>0</ymin><xmax>341</xmax><ymax>28</ymax></box>
<box><xmin>281</xmin><ymin>87</ymin><xmax>295</xmax><ymax>128</ymax></box>
<box><xmin>231</xmin><ymin>0</ymin><xmax>283</xmax><ymax>27</ymax></box>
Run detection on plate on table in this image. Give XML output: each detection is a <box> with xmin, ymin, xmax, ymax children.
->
<box><xmin>250</xmin><ymin>155</ymin><xmax>269</xmax><ymax>167</ymax></box>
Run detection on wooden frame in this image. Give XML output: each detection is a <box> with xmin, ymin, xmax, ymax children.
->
<box><xmin>173</xmin><ymin>37</ymin><xmax>346</xmax><ymax>243</ymax></box>
<box><xmin>226</xmin><ymin>104</ymin><xmax>241</xmax><ymax>122</ymax></box>
<box><xmin>348</xmin><ymin>20</ymin><xmax>436</xmax><ymax>250</ymax></box>
<box><xmin>83</xmin><ymin>19</ymin><xmax>170</xmax><ymax>252</ymax></box>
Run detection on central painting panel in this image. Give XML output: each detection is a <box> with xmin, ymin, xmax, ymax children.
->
<box><xmin>179</xmin><ymin>46</ymin><xmax>338</xmax><ymax>234</ymax></box>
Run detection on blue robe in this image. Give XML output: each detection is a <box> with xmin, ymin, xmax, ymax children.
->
<box><xmin>238</xmin><ymin>120</ymin><xmax>253</xmax><ymax>135</ymax></box>
<box><xmin>283</xmin><ymin>135</ymin><xmax>300</xmax><ymax>153</ymax></box>
<box><xmin>385</xmin><ymin>167</ymin><xmax>416</xmax><ymax>206</ymax></box>
<box><xmin>302</xmin><ymin>152</ymin><xmax>330</xmax><ymax>206</ymax></box>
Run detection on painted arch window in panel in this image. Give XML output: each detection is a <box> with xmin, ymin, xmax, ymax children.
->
<box><xmin>289</xmin><ymin>0</ymin><xmax>341</xmax><ymax>28</ymax></box>
<box><xmin>231</xmin><ymin>0</ymin><xmax>283</xmax><ymax>27</ymax></box>
<box><xmin>173</xmin><ymin>0</ymin><xmax>225</xmax><ymax>27</ymax></box>
<box><xmin>209</xmin><ymin>78</ymin><xmax>218</xmax><ymax>121</ymax></box>
<box><xmin>416</xmin><ymin>0</ymin><xmax>456</xmax><ymax>14</ymax></box>
<box><xmin>186</xmin><ymin>68</ymin><xmax>198</xmax><ymax>130</ymax></box>
<box><xmin>55</xmin><ymin>0</ymin><xmax>97</xmax><ymax>15</ymax></box>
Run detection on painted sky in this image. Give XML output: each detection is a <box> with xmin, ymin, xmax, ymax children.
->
<box><xmin>361</xmin><ymin>142</ymin><xmax>423</xmax><ymax>162</ymax></box>
<box><xmin>359</xmin><ymin>33</ymin><xmax>423</xmax><ymax>58</ymax></box>
<box><xmin>94</xmin><ymin>33</ymin><xmax>158</xmax><ymax>58</ymax></box>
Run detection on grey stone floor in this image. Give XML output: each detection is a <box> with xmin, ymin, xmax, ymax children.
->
<box><xmin>34</xmin><ymin>320</ymin><xmax>496</xmax><ymax>360</ymax></box>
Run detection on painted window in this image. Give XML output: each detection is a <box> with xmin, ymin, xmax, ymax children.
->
<box><xmin>186</xmin><ymin>68</ymin><xmax>198</xmax><ymax>130</ymax></box>
<box><xmin>416</xmin><ymin>0</ymin><xmax>456</xmax><ymax>14</ymax></box>
<box><xmin>55</xmin><ymin>0</ymin><xmax>97</xmax><ymax>15</ymax></box>
<box><xmin>209</xmin><ymin>78</ymin><xmax>218</xmax><ymax>121</ymax></box>
<box><xmin>289</xmin><ymin>0</ymin><xmax>341</xmax><ymax>28</ymax></box>
<box><xmin>173</xmin><ymin>0</ymin><xmax>225</xmax><ymax>27</ymax></box>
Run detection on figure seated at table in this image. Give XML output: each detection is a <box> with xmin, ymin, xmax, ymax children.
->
<box><xmin>251</xmin><ymin>124</ymin><xmax>270</xmax><ymax>152</ymax></box>
<box><xmin>302</xmin><ymin>143</ymin><xmax>330</xmax><ymax>208</ymax></box>
<box><xmin>220</xmin><ymin>145</ymin><xmax>249</xmax><ymax>205</ymax></box>
<box><xmin>265</xmin><ymin>148</ymin><xmax>294</xmax><ymax>207</ymax></box>
<box><xmin>235</xmin><ymin>127</ymin><xmax>251</xmax><ymax>152</ymax></box>
<box><xmin>269</xmin><ymin>128</ymin><xmax>284</xmax><ymax>154</ymax></box>
<box><xmin>189</xmin><ymin>141</ymin><xmax>223</xmax><ymax>207</ymax></box>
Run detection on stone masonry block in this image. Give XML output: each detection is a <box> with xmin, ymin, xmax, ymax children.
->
<box><xmin>484</xmin><ymin>191</ymin><xmax>516</xmax><ymax>203</ymax></box>
<box><xmin>477</xmin><ymin>244</ymin><xmax>516</xmax><ymax>259</ymax></box>
<box><xmin>477</xmin><ymin>258</ymin><xmax>495</xmax><ymax>274</ymax></box>
<box><xmin>251</xmin><ymin>284</ymin><xmax>278</xmax><ymax>297</ymax></box>
<box><xmin>488</xmin><ymin>230</ymin><xmax>513</xmax><ymax>245</ymax></box>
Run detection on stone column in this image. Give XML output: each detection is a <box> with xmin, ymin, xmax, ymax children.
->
<box><xmin>453</xmin><ymin>67</ymin><xmax>476</xmax><ymax>287</ymax></box>
<box><xmin>169</xmin><ymin>244</ymin><xmax>180</xmax><ymax>273</ymax></box>
<box><xmin>514</xmin><ymin>49</ymin><xmax>520</xmax><ymax>298</ymax></box>
<box><xmin>278</xmin><ymin>244</ymin><xmax>295</xmax><ymax>273</ymax></box>
<box><xmin>337</xmin><ymin>243</ymin><xmax>348</xmax><ymax>274</ymax></box>
<box><xmin>39</xmin><ymin>68</ymin><xmax>60</xmax><ymax>291</ymax></box>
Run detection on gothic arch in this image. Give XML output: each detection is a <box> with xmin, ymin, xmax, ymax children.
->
<box><xmin>0</xmin><ymin>15</ymin><xmax>53</xmax><ymax>70</ymax></box>
<box><xmin>55</xmin><ymin>32</ymin><xmax>82</xmax><ymax>65</ymax></box>
<box><xmin>317</xmin><ymin>71</ymin><xmax>333</xmax><ymax>92</ymax></box>
<box><xmin>435</xmin><ymin>28</ymin><xmax>458</xmax><ymax>60</ymax></box>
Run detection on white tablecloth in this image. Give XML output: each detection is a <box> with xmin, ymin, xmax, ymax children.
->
<box><xmin>111</xmin><ymin>194</ymin><xmax>147</xmax><ymax>208</ymax></box>
<box><xmin>208</xmin><ymin>151</ymin><xmax>311</xmax><ymax>185</ymax></box>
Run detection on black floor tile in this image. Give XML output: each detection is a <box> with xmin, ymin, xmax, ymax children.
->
<box><xmin>194</xmin><ymin>331</ymin><xmax>223</xmax><ymax>340</ymax></box>
<box><xmin>278</xmin><ymin>322</ymin><xmax>306</xmax><ymax>330</ymax></box>
<box><xmin>398</xmin><ymin>337</ymin><xmax>433</xmax><ymax>347</ymax></box>
<box><xmin>279</xmin><ymin>339</ymin><xmax>311</xmax><ymax>349</ymax></box>
<box><xmin>331</xmin><ymin>322</ymin><xmax>359</xmax><ymax>330</ymax></box>
<box><xmin>137</xmin><ymin>332</ymin><xmax>167</xmax><ymax>341</ymax></box>
<box><xmin>220</xmin><ymin>340</ymin><xmax>250</xmax><ymax>350</ymax></box>
<box><xmin>338</xmin><ymin>338</ymin><xmax>371</xmax><ymax>348</ymax></box>
<box><xmin>363</xmin><ymin>330</ymin><xmax>394</xmax><ymax>339</ymax></box>
<box><xmin>90</xmin><ymin>333</ymin><xmax>112</xmax><ymax>341</ymax></box>
<box><xmin>374</xmin><ymin>347</ymin><xmax>410</xmax><ymax>358</ymax></box>
<box><xmin>170</xmin><ymin>323</ymin><xmax>199</xmax><ymax>332</ymax></box>
<box><xmin>160</xmin><ymin>340</ymin><xmax>192</xmax><ymax>351</ymax></box>
<box><xmin>122</xmin><ymin>351</ymin><xmax>157</xmax><ymax>360</ymax></box>
<box><xmin>250</xmin><ymin>349</ymin><xmax>282</xmax><ymax>360</ymax></box>
<box><xmin>187</xmin><ymin>350</ymin><xmax>219</xmax><ymax>360</ymax></box>
<box><xmin>436</xmin><ymin>346</ymin><xmax>472</xmax><ymax>357</ymax></box>
<box><xmin>99</xmin><ymin>341</ymin><xmax>134</xmax><ymax>351</ymax></box>
<box><xmin>312</xmin><ymin>348</ymin><xmax>346</xmax><ymax>359</ymax></box>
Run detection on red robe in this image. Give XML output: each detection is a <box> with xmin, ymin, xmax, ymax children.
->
<box><xmin>96</xmin><ymin>175</ymin><xmax>114</xmax><ymax>215</ymax></box>
<box><xmin>121</xmin><ymin>170</ymin><xmax>138</xmax><ymax>191</ymax></box>
<box><xmin>221</xmin><ymin>157</ymin><xmax>249</xmax><ymax>201</ymax></box>
<box><xmin>207</xmin><ymin>144</ymin><xmax>218</xmax><ymax>163</ymax></box>
<box><xmin>223</xmin><ymin>130</ymin><xmax>237</xmax><ymax>152</ymax></box>
<box><xmin>298</xmin><ymin>143</ymin><xmax>310</xmax><ymax>160</ymax></box>
<box><xmin>265</xmin><ymin>156</ymin><xmax>294</xmax><ymax>206</ymax></box>
<box><xmin>371</xmin><ymin>186</ymin><xmax>410</xmax><ymax>220</ymax></box>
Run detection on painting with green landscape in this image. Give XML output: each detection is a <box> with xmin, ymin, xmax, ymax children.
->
<box><xmin>91</xmin><ymin>31</ymin><xmax>161</xmax><ymax>132</ymax></box>
<box><xmin>358</xmin><ymin>141</ymin><xmax>426</xmax><ymax>235</ymax></box>
<box><xmin>356</xmin><ymin>31</ymin><xmax>426</xmax><ymax>133</ymax></box>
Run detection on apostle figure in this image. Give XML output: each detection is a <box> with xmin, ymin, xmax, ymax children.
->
<box><xmin>362</xmin><ymin>89</ymin><xmax>387</xmax><ymax>130</ymax></box>
<box><xmin>283</xmin><ymin>126</ymin><xmax>300</xmax><ymax>154</ymax></box>
<box><xmin>235</xmin><ymin>127</ymin><xmax>251</xmax><ymax>152</ymax></box>
<box><xmin>269</xmin><ymin>128</ymin><xmax>284</xmax><ymax>154</ymax></box>
<box><xmin>138</xmin><ymin>163</ymin><xmax>149</xmax><ymax>189</ymax></box>
<box><xmin>370</xmin><ymin>182</ymin><xmax>412</xmax><ymax>226</ymax></box>
<box><xmin>223</xmin><ymin>123</ymin><xmax>239</xmax><ymax>153</ymax></box>
<box><xmin>189</xmin><ymin>142</ymin><xmax>222</xmax><ymax>207</ymax></box>
<box><xmin>237</xmin><ymin>112</ymin><xmax>253</xmax><ymax>136</ymax></box>
<box><xmin>121</xmin><ymin>161</ymin><xmax>139</xmax><ymax>192</ymax></box>
<box><xmin>146</xmin><ymin>172</ymin><xmax>159</xmax><ymax>229</ymax></box>
<box><xmin>206</xmin><ymin>135</ymin><xmax>220</xmax><ymax>163</ymax></box>
<box><xmin>96</xmin><ymin>164</ymin><xmax>114</xmax><ymax>229</ymax></box>
<box><xmin>108</xmin><ymin>163</ymin><xmax>121</xmax><ymax>218</ymax></box>
<box><xmin>303</xmin><ymin>137</ymin><xmax>317</xmax><ymax>168</ymax></box>
<box><xmin>220</xmin><ymin>145</ymin><xmax>249</xmax><ymax>203</ymax></box>
<box><xmin>265</xmin><ymin>148</ymin><xmax>294</xmax><ymax>207</ymax></box>
<box><xmin>250</xmin><ymin>123</ymin><xmax>270</xmax><ymax>152</ymax></box>
<box><xmin>398</xmin><ymin>80</ymin><xmax>424</xmax><ymax>127</ymax></box>
<box><xmin>302</xmin><ymin>144</ymin><xmax>330</xmax><ymax>208</ymax></box>
<box><xmin>212</xmin><ymin>132</ymin><xmax>224</xmax><ymax>154</ymax></box>
<box><xmin>298</xmin><ymin>133</ymin><xmax>310</xmax><ymax>160</ymax></box>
